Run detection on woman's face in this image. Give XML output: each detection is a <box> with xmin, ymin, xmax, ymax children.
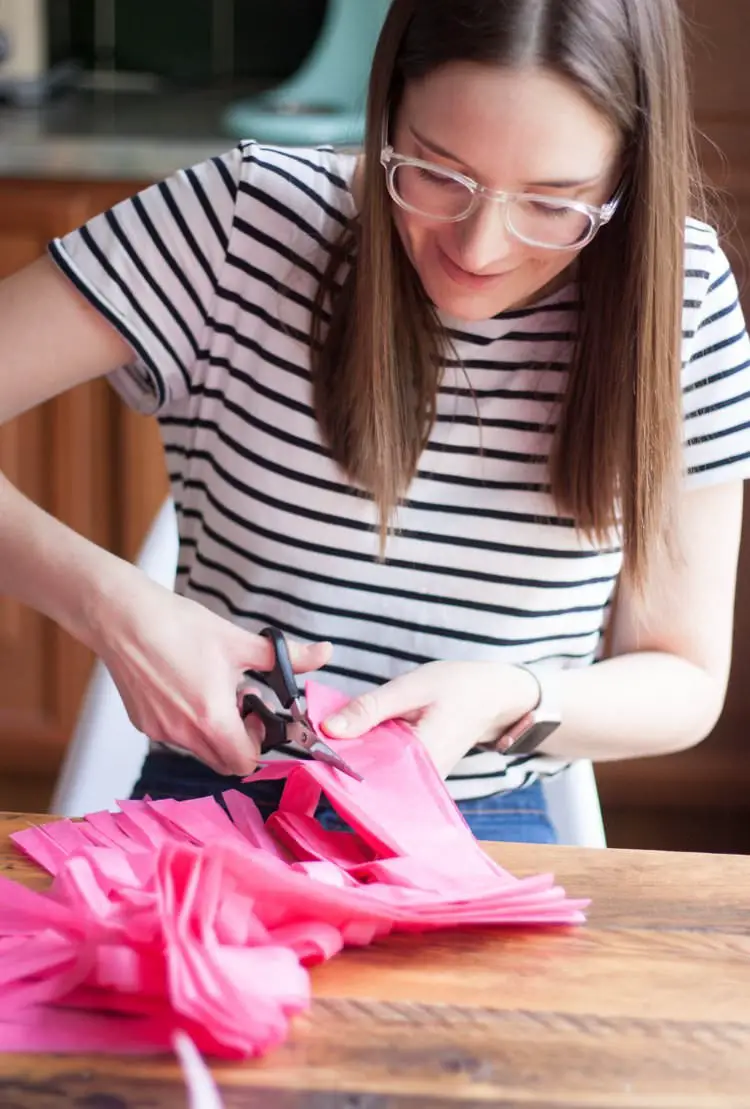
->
<box><xmin>390</xmin><ymin>63</ymin><xmax>622</xmax><ymax>320</ymax></box>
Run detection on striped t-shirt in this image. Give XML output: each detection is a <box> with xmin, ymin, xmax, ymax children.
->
<box><xmin>50</xmin><ymin>142</ymin><xmax>750</xmax><ymax>800</ymax></box>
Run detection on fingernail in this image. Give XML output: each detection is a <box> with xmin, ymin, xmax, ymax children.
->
<box><xmin>323</xmin><ymin>714</ymin><xmax>349</xmax><ymax>735</ymax></box>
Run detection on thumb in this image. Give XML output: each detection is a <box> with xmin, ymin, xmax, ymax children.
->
<box><xmin>322</xmin><ymin>675</ymin><xmax>419</xmax><ymax>739</ymax></box>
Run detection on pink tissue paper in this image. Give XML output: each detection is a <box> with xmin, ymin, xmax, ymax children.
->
<box><xmin>0</xmin><ymin>681</ymin><xmax>588</xmax><ymax>1059</ymax></box>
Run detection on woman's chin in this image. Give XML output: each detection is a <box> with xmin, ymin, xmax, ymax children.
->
<box><xmin>426</xmin><ymin>279</ymin><xmax>519</xmax><ymax>322</ymax></box>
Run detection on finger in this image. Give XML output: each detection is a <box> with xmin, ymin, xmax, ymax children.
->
<box><xmin>242</xmin><ymin>712</ymin><xmax>266</xmax><ymax>749</ymax></box>
<box><xmin>321</xmin><ymin>673</ymin><xmax>425</xmax><ymax>739</ymax></box>
<box><xmin>287</xmin><ymin>638</ymin><xmax>333</xmax><ymax>673</ymax></box>
<box><xmin>206</xmin><ymin>714</ymin><xmax>262</xmax><ymax>777</ymax></box>
<box><xmin>235</xmin><ymin>633</ymin><xmax>333</xmax><ymax>675</ymax></box>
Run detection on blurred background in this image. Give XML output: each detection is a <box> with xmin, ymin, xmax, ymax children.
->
<box><xmin>0</xmin><ymin>0</ymin><xmax>748</xmax><ymax>854</ymax></box>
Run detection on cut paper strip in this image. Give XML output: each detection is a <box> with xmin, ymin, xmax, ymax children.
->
<box><xmin>174</xmin><ymin>1030</ymin><xmax>226</xmax><ymax>1109</ymax></box>
<box><xmin>0</xmin><ymin>679</ymin><xmax>588</xmax><ymax>1058</ymax></box>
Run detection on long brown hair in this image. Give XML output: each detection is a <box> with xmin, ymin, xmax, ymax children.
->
<box><xmin>312</xmin><ymin>0</ymin><xmax>702</xmax><ymax>588</ymax></box>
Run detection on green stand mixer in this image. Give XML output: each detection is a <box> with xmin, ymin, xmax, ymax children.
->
<box><xmin>223</xmin><ymin>0</ymin><xmax>391</xmax><ymax>146</ymax></box>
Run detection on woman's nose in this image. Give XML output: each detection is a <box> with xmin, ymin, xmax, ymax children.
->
<box><xmin>453</xmin><ymin>199</ymin><xmax>515</xmax><ymax>273</ymax></box>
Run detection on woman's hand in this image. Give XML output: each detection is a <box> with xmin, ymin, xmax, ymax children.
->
<box><xmin>89</xmin><ymin>568</ymin><xmax>332</xmax><ymax>776</ymax></box>
<box><xmin>320</xmin><ymin>661</ymin><xmax>539</xmax><ymax>777</ymax></box>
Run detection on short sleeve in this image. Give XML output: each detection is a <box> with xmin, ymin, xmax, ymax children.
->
<box><xmin>682</xmin><ymin>224</ymin><xmax>750</xmax><ymax>487</ymax></box>
<box><xmin>48</xmin><ymin>145</ymin><xmax>244</xmax><ymax>414</ymax></box>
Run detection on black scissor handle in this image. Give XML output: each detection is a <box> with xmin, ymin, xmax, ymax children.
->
<box><xmin>239</xmin><ymin>693</ymin><xmax>289</xmax><ymax>753</ymax></box>
<box><xmin>258</xmin><ymin>626</ymin><xmax>300</xmax><ymax>710</ymax></box>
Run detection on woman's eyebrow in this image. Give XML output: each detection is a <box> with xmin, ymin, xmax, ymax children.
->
<box><xmin>408</xmin><ymin>124</ymin><xmax>603</xmax><ymax>189</ymax></box>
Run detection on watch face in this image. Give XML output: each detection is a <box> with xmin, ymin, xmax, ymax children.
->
<box><xmin>502</xmin><ymin>720</ymin><xmax>560</xmax><ymax>756</ymax></box>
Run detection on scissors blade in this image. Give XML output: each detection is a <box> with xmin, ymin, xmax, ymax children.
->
<box><xmin>287</xmin><ymin>717</ymin><xmax>363</xmax><ymax>782</ymax></box>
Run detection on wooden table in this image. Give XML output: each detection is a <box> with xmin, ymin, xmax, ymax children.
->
<box><xmin>1</xmin><ymin>812</ymin><xmax>749</xmax><ymax>1107</ymax></box>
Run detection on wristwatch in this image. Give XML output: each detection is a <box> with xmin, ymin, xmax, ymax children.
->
<box><xmin>495</xmin><ymin>665</ymin><xmax>562</xmax><ymax>755</ymax></box>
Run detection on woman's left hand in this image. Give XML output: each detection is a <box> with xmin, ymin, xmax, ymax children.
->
<box><xmin>321</xmin><ymin>661</ymin><xmax>539</xmax><ymax>777</ymax></box>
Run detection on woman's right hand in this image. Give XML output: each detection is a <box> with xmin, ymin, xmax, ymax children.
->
<box><xmin>88</xmin><ymin>569</ymin><xmax>332</xmax><ymax>776</ymax></box>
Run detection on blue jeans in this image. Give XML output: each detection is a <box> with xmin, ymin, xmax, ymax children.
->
<box><xmin>130</xmin><ymin>749</ymin><xmax>557</xmax><ymax>845</ymax></box>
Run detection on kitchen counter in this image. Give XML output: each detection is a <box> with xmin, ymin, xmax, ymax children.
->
<box><xmin>0</xmin><ymin>85</ymin><xmax>255</xmax><ymax>182</ymax></box>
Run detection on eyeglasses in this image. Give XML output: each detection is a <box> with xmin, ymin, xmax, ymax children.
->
<box><xmin>380</xmin><ymin>144</ymin><xmax>622</xmax><ymax>251</ymax></box>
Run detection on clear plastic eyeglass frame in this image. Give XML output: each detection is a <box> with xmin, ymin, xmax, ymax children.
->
<box><xmin>379</xmin><ymin>129</ymin><xmax>623</xmax><ymax>251</ymax></box>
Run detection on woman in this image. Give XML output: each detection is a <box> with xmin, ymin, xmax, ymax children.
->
<box><xmin>0</xmin><ymin>0</ymin><xmax>748</xmax><ymax>844</ymax></box>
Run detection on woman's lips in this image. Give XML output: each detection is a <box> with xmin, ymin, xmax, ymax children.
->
<box><xmin>437</xmin><ymin>246</ymin><xmax>514</xmax><ymax>290</ymax></box>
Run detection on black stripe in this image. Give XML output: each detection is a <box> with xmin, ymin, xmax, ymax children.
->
<box><xmin>224</xmin><ymin>250</ymin><xmax>329</xmax><ymax>322</ymax></box>
<box><xmin>233</xmin><ymin>216</ymin><xmax>325</xmax><ymax>282</ymax></box>
<box><xmin>708</xmin><ymin>267</ymin><xmax>731</xmax><ymax>294</ymax></box>
<box><xmin>183</xmin><ymin>573</ymin><xmax>602</xmax><ymax>660</ymax></box>
<box><xmin>258</xmin><ymin>146</ymin><xmax>349</xmax><ymax>191</ymax></box>
<box><xmin>78</xmin><ymin>225</ymin><xmax>188</xmax><ymax>388</ymax></box>
<box><xmin>158</xmin><ymin>179</ymin><xmax>217</xmax><ymax>288</ymax></box>
<box><xmin>685</xmin><ymin>416</ymin><xmax>750</xmax><ymax>449</ymax></box>
<box><xmin>184</xmin><ymin>550</ymin><xmax>604</xmax><ymax>649</ymax></box>
<box><xmin>689</xmin><ymin>329</ymin><xmax>747</xmax><ymax>365</ymax></box>
<box><xmin>175</xmin><ymin>492</ymin><xmax>619</xmax><ymax>589</ymax></box>
<box><xmin>199</xmin><ymin>325</ymin><xmax>313</xmax><ymax>390</ymax></box>
<box><xmin>211</xmin><ymin>152</ymin><xmax>238</xmax><ymax>203</ymax></box>
<box><xmin>435</xmin><ymin>412</ymin><xmax>555</xmax><ymax>433</ymax></box>
<box><xmin>417</xmin><ymin>469</ymin><xmax>550</xmax><ymax>492</ymax></box>
<box><xmin>688</xmin><ymin>447</ymin><xmax>750</xmax><ymax>474</ymax></box>
<box><xmin>685</xmin><ymin>220</ymin><xmax>714</xmax><ymax>237</ymax></box>
<box><xmin>695</xmin><ymin>299</ymin><xmax>738</xmax><ymax>332</ymax></box>
<box><xmin>446</xmin><ymin>302</ymin><xmax>580</xmax><ymax>343</ymax></box>
<box><xmin>444</xmin><ymin>357</ymin><xmax>568</xmax><ymax>371</ymax></box>
<box><xmin>161</xmin><ymin>417</ymin><xmax>570</xmax><ymax>528</ymax></box>
<box><xmin>440</xmin><ymin>384</ymin><xmax>562</xmax><ymax>402</ymax></box>
<box><xmin>214</xmin><ymin>285</ymin><xmax>312</xmax><ymax>347</ymax></box>
<box><xmin>238</xmin><ymin>182</ymin><xmax>337</xmax><ymax>250</ymax></box>
<box><xmin>186</xmin><ymin>166</ymin><xmax>229</xmax><ymax>252</ymax></box>
<box><xmin>105</xmin><ymin>209</ymin><xmax>198</xmax><ymax>363</ymax></box>
<box><xmin>49</xmin><ymin>240</ymin><xmax>166</xmax><ymax>408</ymax></box>
<box><xmin>131</xmin><ymin>194</ymin><xmax>205</xmax><ymax>318</ymax></box>
<box><xmin>184</xmin><ymin>579</ymin><xmax>434</xmax><ymax>666</ymax></box>
<box><xmin>425</xmin><ymin>439</ymin><xmax>547</xmax><ymax>464</ymax></box>
<box><xmin>682</xmin><ymin>358</ymin><xmax>750</xmax><ymax>395</ymax></box>
<box><xmin>179</xmin><ymin>518</ymin><xmax>607</xmax><ymax>618</ymax></box>
<box><xmin>172</xmin><ymin>455</ymin><xmax>615</xmax><ymax>559</ymax></box>
<box><xmin>169</xmin><ymin>378</ymin><xmax>554</xmax><ymax>494</ymax></box>
<box><xmin>685</xmin><ymin>268</ymin><xmax>711</xmax><ymax>280</ymax></box>
<box><xmin>684</xmin><ymin>241</ymin><xmax>715</xmax><ymax>253</ymax></box>
<box><xmin>243</xmin><ymin>154</ymin><xmax>350</xmax><ymax>228</ymax></box>
<box><xmin>684</xmin><ymin>387</ymin><xmax>750</xmax><ymax>422</ymax></box>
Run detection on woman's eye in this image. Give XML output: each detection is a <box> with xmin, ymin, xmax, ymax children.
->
<box><xmin>417</xmin><ymin>167</ymin><xmax>456</xmax><ymax>187</ymax></box>
<box><xmin>528</xmin><ymin>201</ymin><xmax>572</xmax><ymax>219</ymax></box>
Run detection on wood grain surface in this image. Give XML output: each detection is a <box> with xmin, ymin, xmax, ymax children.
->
<box><xmin>1</xmin><ymin>812</ymin><xmax>749</xmax><ymax>1108</ymax></box>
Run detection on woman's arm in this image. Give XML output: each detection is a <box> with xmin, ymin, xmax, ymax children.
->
<box><xmin>0</xmin><ymin>255</ymin><xmax>331</xmax><ymax>773</ymax></box>
<box><xmin>542</xmin><ymin>479</ymin><xmax>742</xmax><ymax>761</ymax></box>
<box><xmin>0</xmin><ymin>256</ymin><xmax>140</xmax><ymax>644</ymax></box>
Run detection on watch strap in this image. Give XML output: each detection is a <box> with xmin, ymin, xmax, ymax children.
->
<box><xmin>496</xmin><ymin>665</ymin><xmax>562</xmax><ymax>756</ymax></box>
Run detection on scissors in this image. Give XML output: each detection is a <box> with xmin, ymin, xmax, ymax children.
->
<box><xmin>239</xmin><ymin>626</ymin><xmax>363</xmax><ymax>782</ymax></box>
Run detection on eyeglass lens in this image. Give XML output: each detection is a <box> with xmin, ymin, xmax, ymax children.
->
<box><xmin>391</xmin><ymin>163</ymin><xmax>594</xmax><ymax>247</ymax></box>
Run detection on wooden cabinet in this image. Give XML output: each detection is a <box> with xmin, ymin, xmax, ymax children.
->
<box><xmin>0</xmin><ymin>180</ymin><xmax>168</xmax><ymax>797</ymax></box>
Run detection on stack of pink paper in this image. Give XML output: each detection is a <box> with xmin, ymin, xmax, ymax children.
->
<box><xmin>0</xmin><ymin>683</ymin><xmax>587</xmax><ymax>1058</ymax></box>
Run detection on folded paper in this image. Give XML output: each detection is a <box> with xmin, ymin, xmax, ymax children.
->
<box><xmin>0</xmin><ymin>681</ymin><xmax>588</xmax><ymax>1058</ymax></box>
